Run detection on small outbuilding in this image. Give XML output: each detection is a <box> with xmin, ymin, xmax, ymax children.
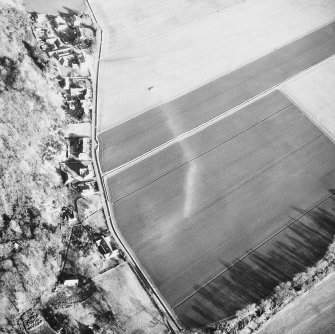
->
<box><xmin>63</xmin><ymin>279</ymin><xmax>79</xmax><ymax>287</ymax></box>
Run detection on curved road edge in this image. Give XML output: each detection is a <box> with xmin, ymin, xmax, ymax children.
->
<box><xmin>85</xmin><ymin>1</ymin><xmax>183</xmax><ymax>332</ymax></box>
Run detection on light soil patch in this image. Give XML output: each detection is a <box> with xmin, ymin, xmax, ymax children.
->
<box><xmin>89</xmin><ymin>0</ymin><xmax>247</xmax><ymax>53</ymax></box>
<box><xmin>281</xmin><ymin>56</ymin><xmax>335</xmax><ymax>142</ymax></box>
<box><xmin>94</xmin><ymin>0</ymin><xmax>335</xmax><ymax>132</ymax></box>
<box><xmin>23</xmin><ymin>0</ymin><xmax>85</xmax><ymax>14</ymax></box>
<box><xmin>93</xmin><ymin>263</ymin><xmax>168</xmax><ymax>334</ymax></box>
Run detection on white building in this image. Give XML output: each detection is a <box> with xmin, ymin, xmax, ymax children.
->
<box><xmin>54</xmin><ymin>17</ymin><xmax>68</xmax><ymax>31</ymax></box>
<box><xmin>63</xmin><ymin>279</ymin><xmax>78</xmax><ymax>287</ymax></box>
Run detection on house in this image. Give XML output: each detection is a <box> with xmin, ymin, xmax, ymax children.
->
<box><xmin>95</xmin><ymin>236</ymin><xmax>121</xmax><ymax>259</ymax></box>
<box><xmin>72</xmin><ymin>62</ymin><xmax>80</xmax><ymax>70</ymax></box>
<box><xmin>63</xmin><ymin>279</ymin><xmax>78</xmax><ymax>287</ymax></box>
<box><xmin>81</xmin><ymin>99</ymin><xmax>92</xmax><ymax>118</ymax></box>
<box><xmin>53</xmin><ymin>38</ymin><xmax>62</xmax><ymax>49</ymax></box>
<box><xmin>61</xmin><ymin>206</ymin><xmax>77</xmax><ymax>225</ymax></box>
<box><xmin>35</xmin><ymin>13</ymin><xmax>48</xmax><ymax>27</ymax></box>
<box><xmin>59</xmin><ymin>57</ymin><xmax>68</xmax><ymax>67</ymax></box>
<box><xmin>78</xmin><ymin>52</ymin><xmax>86</xmax><ymax>63</ymax></box>
<box><xmin>80</xmin><ymin>137</ymin><xmax>91</xmax><ymax>157</ymax></box>
<box><xmin>33</xmin><ymin>27</ymin><xmax>48</xmax><ymax>41</ymax></box>
<box><xmin>58</xmin><ymin>76</ymin><xmax>70</xmax><ymax>90</ymax></box>
<box><xmin>75</xmin><ymin>27</ymin><xmax>94</xmax><ymax>47</ymax></box>
<box><xmin>66</xmin><ymin>100</ymin><xmax>75</xmax><ymax>110</ymax></box>
<box><xmin>60</xmin><ymin>160</ymin><xmax>96</xmax><ymax>195</ymax></box>
<box><xmin>57</xmin><ymin>46</ymin><xmax>72</xmax><ymax>56</ymax></box>
<box><xmin>65</xmin><ymin>98</ymin><xmax>84</xmax><ymax>119</ymax></box>
<box><xmin>70</xmin><ymin>87</ymin><xmax>85</xmax><ymax>97</ymax></box>
<box><xmin>65</xmin><ymin>124</ymin><xmax>91</xmax><ymax>159</ymax></box>
<box><xmin>45</xmin><ymin>38</ymin><xmax>62</xmax><ymax>54</ymax></box>
<box><xmin>61</xmin><ymin>162</ymin><xmax>83</xmax><ymax>183</ymax></box>
<box><xmin>40</xmin><ymin>43</ymin><xmax>48</xmax><ymax>51</ymax></box>
<box><xmin>95</xmin><ymin>236</ymin><xmax>112</xmax><ymax>258</ymax></box>
<box><xmin>54</xmin><ymin>16</ymin><xmax>68</xmax><ymax>31</ymax></box>
<box><xmin>83</xmin><ymin>107</ymin><xmax>92</xmax><ymax>120</ymax></box>
<box><xmin>95</xmin><ymin>236</ymin><xmax>122</xmax><ymax>261</ymax></box>
<box><xmin>60</xmin><ymin>160</ymin><xmax>94</xmax><ymax>184</ymax></box>
<box><xmin>85</xmin><ymin>79</ymin><xmax>93</xmax><ymax>99</ymax></box>
<box><xmin>48</xmin><ymin>50</ymin><xmax>59</xmax><ymax>58</ymax></box>
<box><xmin>72</xmin><ymin>77</ymin><xmax>87</xmax><ymax>86</ymax></box>
<box><xmin>44</xmin><ymin>19</ymin><xmax>58</xmax><ymax>39</ymax></box>
<box><xmin>71</xmin><ymin>180</ymin><xmax>98</xmax><ymax>195</ymax></box>
<box><xmin>71</xmin><ymin>56</ymin><xmax>81</xmax><ymax>69</ymax></box>
<box><xmin>59</xmin><ymin>54</ymin><xmax>74</xmax><ymax>67</ymax></box>
<box><xmin>45</xmin><ymin>37</ymin><xmax>58</xmax><ymax>47</ymax></box>
<box><xmin>71</xmin><ymin>16</ymin><xmax>81</xmax><ymax>27</ymax></box>
<box><xmin>46</xmin><ymin>40</ymin><xmax>67</xmax><ymax>57</ymax></box>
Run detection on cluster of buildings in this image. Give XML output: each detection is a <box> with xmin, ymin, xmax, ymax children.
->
<box><xmin>58</xmin><ymin>75</ymin><xmax>93</xmax><ymax>121</ymax></box>
<box><xmin>59</xmin><ymin>122</ymin><xmax>97</xmax><ymax>196</ymax></box>
<box><xmin>32</xmin><ymin>13</ymin><xmax>94</xmax><ymax>121</ymax></box>
<box><xmin>32</xmin><ymin>13</ymin><xmax>93</xmax><ymax>69</ymax></box>
<box><xmin>33</xmin><ymin>11</ymin><xmax>125</xmax><ymax>265</ymax></box>
<box><xmin>32</xmin><ymin>13</ymin><xmax>98</xmax><ymax>196</ymax></box>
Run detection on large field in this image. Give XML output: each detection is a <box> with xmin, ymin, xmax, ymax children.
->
<box><xmin>99</xmin><ymin>22</ymin><xmax>335</xmax><ymax>172</ymax></box>
<box><xmin>93</xmin><ymin>0</ymin><xmax>335</xmax><ymax>328</ymax></box>
<box><xmin>105</xmin><ymin>91</ymin><xmax>335</xmax><ymax>326</ymax></box>
<box><xmin>92</xmin><ymin>0</ymin><xmax>335</xmax><ymax>133</ymax></box>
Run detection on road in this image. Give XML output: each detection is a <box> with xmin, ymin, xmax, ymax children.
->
<box><xmin>86</xmin><ymin>1</ymin><xmax>183</xmax><ymax>332</ymax></box>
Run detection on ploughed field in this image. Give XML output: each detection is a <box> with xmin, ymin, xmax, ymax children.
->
<box><xmin>98</xmin><ymin>21</ymin><xmax>335</xmax><ymax>172</ymax></box>
<box><xmin>105</xmin><ymin>91</ymin><xmax>335</xmax><ymax>326</ymax></box>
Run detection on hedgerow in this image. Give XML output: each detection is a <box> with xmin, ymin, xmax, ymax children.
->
<box><xmin>211</xmin><ymin>237</ymin><xmax>335</xmax><ymax>334</ymax></box>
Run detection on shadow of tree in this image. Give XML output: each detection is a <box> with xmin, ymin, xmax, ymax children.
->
<box><xmin>178</xmin><ymin>195</ymin><xmax>335</xmax><ymax>328</ymax></box>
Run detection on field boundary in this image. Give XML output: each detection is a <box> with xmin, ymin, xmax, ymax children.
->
<box><xmin>255</xmin><ymin>272</ymin><xmax>335</xmax><ymax>333</ymax></box>
<box><xmin>280</xmin><ymin>83</ymin><xmax>335</xmax><ymax>145</ymax></box>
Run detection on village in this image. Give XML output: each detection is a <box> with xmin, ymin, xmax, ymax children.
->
<box><xmin>31</xmin><ymin>12</ymin><xmax>96</xmax><ymax>193</ymax></box>
<box><xmin>18</xmin><ymin>10</ymin><xmax>127</xmax><ymax>334</ymax></box>
<box><xmin>31</xmin><ymin>10</ymin><xmax>126</xmax><ymax>277</ymax></box>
